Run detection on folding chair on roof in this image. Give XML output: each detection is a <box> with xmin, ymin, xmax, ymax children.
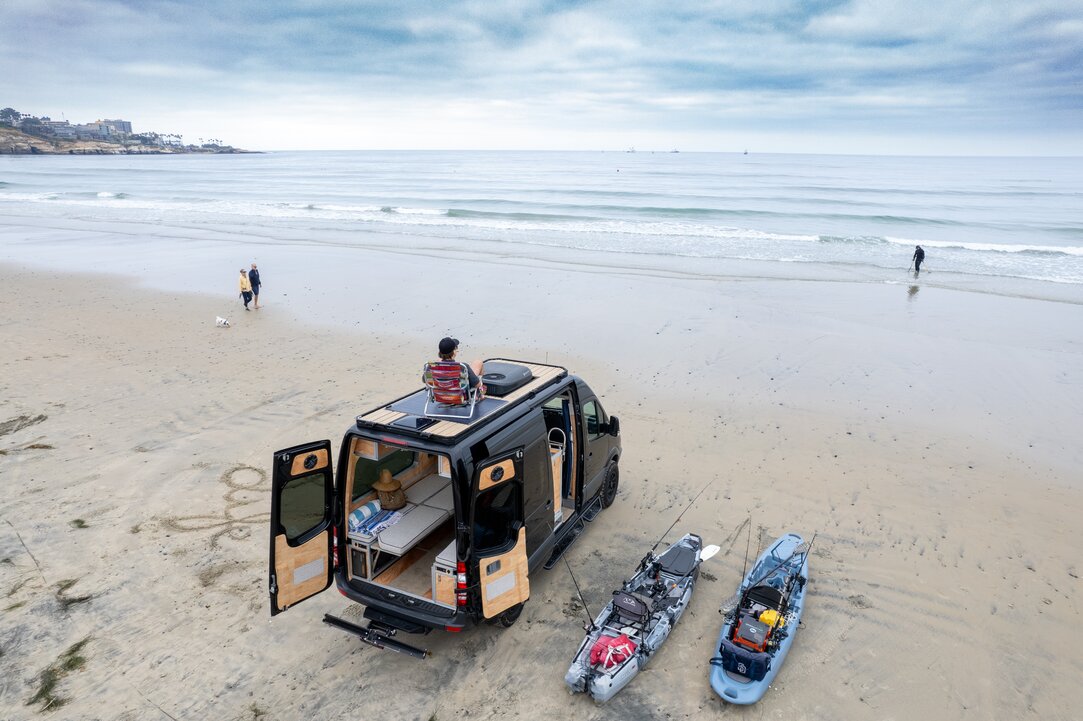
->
<box><xmin>422</xmin><ymin>360</ymin><xmax>481</xmax><ymax>420</ymax></box>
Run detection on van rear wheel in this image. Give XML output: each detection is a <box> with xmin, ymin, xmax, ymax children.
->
<box><xmin>601</xmin><ymin>462</ymin><xmax>619</xmax><ymax>508</ymax></box>
<box><xmin>487</xmin><ymin>602</ymin><xmax>524</xmax><ymax>628</ymax></box>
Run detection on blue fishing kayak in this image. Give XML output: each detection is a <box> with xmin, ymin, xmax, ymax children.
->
<box><xmin>709</xmin><ymin>533</ymin><xmax>810</xmax><ymax>705</ymax></box>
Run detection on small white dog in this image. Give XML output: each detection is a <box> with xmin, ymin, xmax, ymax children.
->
<box><xmin>215</xmin><ymin>316</ymin><xmax>231</xmax><ymax>328</ymax></box>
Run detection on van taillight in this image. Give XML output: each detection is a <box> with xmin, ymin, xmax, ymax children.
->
<box><xmin>332</xmin><ymin>526</ymin><xmax>339</xmax><ymax>569</ymax></box>
<box><xmin>455</xmin><ymin>561</ymin><xmax>467</xmax><ymax>606</ymax></box>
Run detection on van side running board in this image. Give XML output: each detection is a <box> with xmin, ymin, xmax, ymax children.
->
<box><xmin>544</xmin><ymin>519</ymin><xmax>585</xmax><ymax>570</ymax></box>
<box><xmin>322</xmin><ymin>614</ymin><xmax>431</xmax><ymax>660</ymax></box>
<box><xmin>581</xmin><ymin>496</ymin><xmax>602</xmax><ymax>523</ymax></box>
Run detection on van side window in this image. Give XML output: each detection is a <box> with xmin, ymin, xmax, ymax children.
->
<box><xmin>583</xmin><ymin>400</ymin><xmax>606</xmax><ymax>439</ymax></box>
<box><xmin>280</xmin><ymin>473</ymin><xmax>326</xmax><ymax>542</ymax></box>
<box><xmin>473</xmin><ymin>483</ymin><xmax>521</xmax><ymax>552</ymax></box>
<box><xmin>353</xmin><ymin>449</ymin><xmax>415</xmax><ymax>501</ymax></box>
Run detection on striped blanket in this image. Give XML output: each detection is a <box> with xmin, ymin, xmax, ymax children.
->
<box><xmin>349</xmin><ymin>509</ymin><xmax>403</xmax><ymax>542</ymax></box>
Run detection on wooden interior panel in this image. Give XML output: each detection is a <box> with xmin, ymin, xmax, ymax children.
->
<box><xmin>273</xmin><ymin>531</ymin><xmax>329</xmax><ymax>610</ymax></box>
<box><xmin>480</xmin><ymin>527</ymin><xmax>530</xmax><ymax>617</ymax></box>
<box><xmin>372</xmin><ymin>544</ymin><xmax>431</xmax><ymax>586</ymax></box>
<box><xmin>290</xmin><ymin>448</ymin><xmax>328</xmax><ymax>476</ymax></box>
<box><xmin>550</xmin><ymin>446</ymin><xmax>563</xmax><ymax>522</ymax></box>
<box><xmin>478</xmin><ymin>458</ymin><xmax>516</xmax><ymax>491</ymax></box>
<box><xmin>399</xmin><ymin>454</ymin><xmax>437</xmax><ymax>489</ymax></box>
<box><xmin>434</xmin><ymin>570</ymin><xmax>456</xmax><ymax>606</ymax></box>
<box><xmin>354</xmin><ymin>438</ymin><xmax>377</xmax><ymax>459</ymax></box>
<box><xmin>371</xmin><ymin>520</ymin><xmax>453</xmax><ymax>588</ymax></box>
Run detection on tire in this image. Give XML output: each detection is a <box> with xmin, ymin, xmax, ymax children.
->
<box><xmin>601</xmin><ymin>462</ymin><xmax>619</xmax><ymax>509</ymax></box>
<box><xmin>489</xmin><ymin>602</ymin><xmax>524</xmax><ymax>628</ymax></box>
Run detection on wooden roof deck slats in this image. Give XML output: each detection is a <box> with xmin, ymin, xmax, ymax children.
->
<box><xmin>361</xmin><ymin>408</ymin><xmax>405</xmax><ymax>424</ymax></box>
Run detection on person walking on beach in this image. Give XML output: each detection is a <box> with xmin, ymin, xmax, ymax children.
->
<box><xmin>248</xmin><ymin>263</ymin><xmax>261</xmax><ymax>309</ymax></box>
<box><xmin>912</xmin><ymin>245</ymin><xmax>925</xmax><ymax>275</ymax></box>
<box><xmin>238</xmin><ymin>269</ymin><xmax>253</xmax><ymax>310</ymax></box>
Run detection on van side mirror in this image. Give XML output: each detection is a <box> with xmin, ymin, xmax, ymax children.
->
<box><xmin>606</xmin><ymin>416</ymin><xmax>620</xmax><ymax>436</ymax></box>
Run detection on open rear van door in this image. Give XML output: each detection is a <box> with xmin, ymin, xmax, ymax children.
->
<box><xmin>473</xmin><ymin>450</ymin><xmax>530</xmax><ymax>619</ymax></box>
<box><xmin>269</xmin><ymin>440</ymin><xmax>336</xmax><ymax>616</ymax></box>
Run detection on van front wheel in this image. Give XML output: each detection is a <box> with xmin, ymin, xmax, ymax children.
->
<box><xmin>601</xmin><ymin>462</ymin><xmax>619</xmax><ymax>508</ymax></box>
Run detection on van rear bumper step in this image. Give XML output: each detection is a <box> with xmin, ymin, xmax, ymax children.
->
<box><xmin>323</xmin><ymin>614</ymin><xmax>431</xmax><ymax>659</ymax></box>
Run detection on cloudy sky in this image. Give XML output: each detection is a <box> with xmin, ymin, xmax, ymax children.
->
<box><xmin>2</xmin><ymin>1</ymin><xmax>1081</xmax><ymax>154</ymax></box>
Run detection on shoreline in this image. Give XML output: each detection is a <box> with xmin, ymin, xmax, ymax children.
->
<box><xmin>1</xmin><ymin>260</ymin><xmax>1081</xmax><ymax>719</ymax></box>
<box><xmin>1</xmin><ymin>127</ymin><xmax>251</xmax><ymax>155</ymax></box>
<box><xmin>2</xmin><ymin>207</ymin><xmax>1081</xmax><ymax>307</ymax></box>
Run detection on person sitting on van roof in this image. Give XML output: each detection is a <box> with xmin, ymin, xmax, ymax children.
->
<box><xmin>436</xmin><ymin>337</ymin><xmax>486</xmax><ymax>398</ymax></box>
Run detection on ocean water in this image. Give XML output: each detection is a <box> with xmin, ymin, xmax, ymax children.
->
<box><xmin>1</xmin><ymin>151</ymin><xmax>1081</xmax><ymax>294</ymax></box>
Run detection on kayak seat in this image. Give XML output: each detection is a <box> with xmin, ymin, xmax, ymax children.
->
<box><xmin>612</xmin><ymin>591</ymin><xmax>650</xmax><ymax>626</ymax></box>
<box><xmin>746</xmin><ymin>584</ymin><xmax>785</xmax><ymax>612</ymax></box>
<box><xmin>657</xmin><ymin>545</ymin><xmax>697</xmax><ymax>577</ymax></box>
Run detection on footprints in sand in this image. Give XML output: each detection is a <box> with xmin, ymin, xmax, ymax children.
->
<box><xmin>160</xmin><ymin>464</ymin><xmax>269</xmax><ymax>549</ymax></box>
<box><xmin>847</xmin><ymin>593</ymin><xmax>873</xmax><ymax>610</ymax></box>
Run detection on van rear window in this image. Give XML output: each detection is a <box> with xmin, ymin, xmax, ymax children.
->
<box><xmin>353</xmin><ymin>449</ymin><xmax>416</xmax><ymax>501</ymax></box>
<box><xmin>473</xmin><ymin>483</ymin><xmax>521</xmax><ymax>552</ymax></box>
<box><xmin>280</xmin><ymin>472</ymin><xmax>326</xmax><ymax>542</ymax></box>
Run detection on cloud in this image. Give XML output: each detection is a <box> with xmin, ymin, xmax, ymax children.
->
<box><xmin>1</xmin><ymin>0</ymin><xmax>1080</xmax><ymax>152</ymax></box>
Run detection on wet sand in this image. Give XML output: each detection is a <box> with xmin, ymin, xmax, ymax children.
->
<box><xmin>1</xmin><ymin>257</ymin><xmax>1081</xmax><ymax>720</ymax></box>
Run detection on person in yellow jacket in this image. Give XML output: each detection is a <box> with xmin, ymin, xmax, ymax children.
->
<box><xmin>238</xmin><ymin>269</ymin><xmax>253</xmax><ymax>310</ymax></box>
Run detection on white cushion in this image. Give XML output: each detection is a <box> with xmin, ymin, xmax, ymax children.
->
<box><xmin>404</xmin><ymin>474</ymin><xmax>450</xmax><ymax>505</ymax></box>
<box><xmin>377</xmin><ymin>505</ymin><xmax>448</xmax><ymax>556</ymax></box>
<box><xmin>421</xmin><ymin>484</ymin><xmax>454</xmax><ymax>513</ymax></box>
<box><xmin>435</xmin><ymin>540</ymin><xmax>457</xmax><ymax>567</ymax></box>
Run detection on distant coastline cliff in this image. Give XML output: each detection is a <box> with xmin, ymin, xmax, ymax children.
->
<box><xmin>0</xmin><ymin>107</ymin><xmax>250</xmax><ymax>155</ymax></box>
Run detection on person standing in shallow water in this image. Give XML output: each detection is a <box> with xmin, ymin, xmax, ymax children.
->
<box><xmin>912</xmin><ymin>245</ymin><xmax>925</xmax><ymax>275</ymax></box>
<box><xmin>248</xmin><ymin>263</ymin><xmax>261</xmax><ymax>309</ymax></box>
<box><xmin>238</xmin><ymin>269</ymin><xmax>253</xmax><ymax>310</ymax></box>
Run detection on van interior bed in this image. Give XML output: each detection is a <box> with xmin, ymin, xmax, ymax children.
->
<box><xmin>345</xmin><ymin>442</ymin><xmax>459</xmax><ymax>607</ymax></box>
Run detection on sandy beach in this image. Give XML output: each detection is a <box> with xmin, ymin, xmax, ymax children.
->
<box><xmin>1</xmin><ymin>249</ymin><xmax>1081</xmax><ymax>720</ymax></box>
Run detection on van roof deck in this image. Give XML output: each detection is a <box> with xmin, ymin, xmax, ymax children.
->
<box><xmin>355</xmin><ymin>359</ymin><xmax>568</xmax><ymax>445</ymax></box>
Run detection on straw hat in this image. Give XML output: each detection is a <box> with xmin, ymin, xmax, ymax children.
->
<box><xmin>373</xmin><ymin>469</ymin><xmax>406</xmax><ymax>510</ymax></box>
<box><xmin>372</xmin><ymin>468</ymin><xmax>400</xmax><ymax>491</ymax></box>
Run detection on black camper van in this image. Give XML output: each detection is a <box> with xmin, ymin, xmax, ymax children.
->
<box><xmin>268</xmin><ymin>359</ymin><xmax>621</xmax><ymax>657</ymax></box>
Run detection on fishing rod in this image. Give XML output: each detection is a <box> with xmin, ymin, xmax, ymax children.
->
<box><xmin>650</xmin><ymin>480</ymin><xmax>714</xmax><ymax>553</ymax></box>
<box><xmin>749</xmin><ymin>532</ymin><xmax>816</xmax><ymax>595</ymax></box>
<box><xmin>563</xmin><ymin>555</ymin><xmax>596</xmax><ymax>632</ymax></box>
<box><xmin>761</xmin><ymin>533</ymin><xmax>818</xmax><ymax>643</ymax></box>
<box><xmin>720</xmin><ymin>532</ymin><xmax>817</xmax><ymax>616</ymax></box>
<box><xmin>740</xmin><ymin>517</ymin><xmax>752</xmax><ymax>581</ymax></box>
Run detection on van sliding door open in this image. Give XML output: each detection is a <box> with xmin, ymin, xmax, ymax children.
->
<box><xmin>473</xmin><ymin>450</ymin><xmax>530</xmax><ymax>618</ymax></box>
<box><xmin>269</xmin><ymin>440</ymin><xmax>335</xmax><ymax>615</ymax></box>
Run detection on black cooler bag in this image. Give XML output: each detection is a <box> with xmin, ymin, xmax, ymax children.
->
<box><xmin>481</xmin><ymin>362</ymin><xmax>534</xmax><ymax>397</ymax></box>
<box><xmin>716</xmin><ymin>637</ymin><xmax>771</xmax><ymax>681</ymax></box>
